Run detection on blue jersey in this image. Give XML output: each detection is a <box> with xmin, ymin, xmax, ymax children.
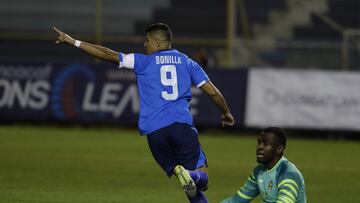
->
<box><xmin>118</xmin><ymin>49</ymin><xmax>209</xmax><ymax>135</ymax></box>
<box><xmin>221</xmin><ymin>157</ymin><xmax>306</xmax><ymax>203</ymax></box>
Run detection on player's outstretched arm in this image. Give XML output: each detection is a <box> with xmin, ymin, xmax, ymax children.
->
<box><xmin>200</xmin><ymin>82</ymin><xmax>235</xmax><ymax>126</ymax></box>
<box><xmin>53</xmin><ymin>26</ymin><xmax>119</xmax><ymax>63</ymax></box>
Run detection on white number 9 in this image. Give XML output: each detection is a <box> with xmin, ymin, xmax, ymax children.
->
<box><xmin>160</xmin><ymin>65</ymin><xmax>178</xmax><ymax>100</ymax></box>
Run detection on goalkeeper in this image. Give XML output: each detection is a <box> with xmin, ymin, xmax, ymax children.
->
<box><xmin>221</xmin><ymin>127</ymin><xmax>306</xmax><ymax>203</ymax></box>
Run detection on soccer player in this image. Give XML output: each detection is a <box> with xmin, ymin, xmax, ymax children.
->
<box><xmin>53</xmin><ymin>23</ymin><xmax>234</xmax><ymax>203</ymax></box>
<box><xmin>221</xmin><ymin>127</ymin><xmax>306</xmax><ymax>203</ymax></box>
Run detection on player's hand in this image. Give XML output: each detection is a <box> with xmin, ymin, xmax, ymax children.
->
<box><xmin>221</xmin><ymin>112</ymin><xmax>235</xmax><ymax>126</ymax></box>
<box><xmin>53</xmin><ymin>26</ymin><xmax>75</xmax><ymax>45</ymax></box>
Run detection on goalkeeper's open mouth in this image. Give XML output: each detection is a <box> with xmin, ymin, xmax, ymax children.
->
<box><xmin>256</xmin><ymin>152</ymin><xmax>264</xmax><ymax>159</ymax></box>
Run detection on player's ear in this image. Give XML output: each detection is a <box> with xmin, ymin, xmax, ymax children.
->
<box><xmin>276</xmin><ymin>145</ymin><xmax>285</xmax><ymax>154</ymax></box>
<box><xmin>155</xmin><ymin>39</ymin><xmax>161</xmax><ymax>47</ymax></box>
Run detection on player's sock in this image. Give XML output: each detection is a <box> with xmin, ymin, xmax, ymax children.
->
<box><xmin>189</xmin><ymin>170</ymin><xmax>208</xmax><ymax>191</ymax></box>
<box><xmin>187</xmin><ymin>191</ymin><xmax>208</xmax><ymax>203</ymax></box>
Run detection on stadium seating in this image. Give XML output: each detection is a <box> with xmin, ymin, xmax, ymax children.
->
<box><xmin>0</xmin><ymin>0</ymin><xmax>170</xmax><ymax>35</ymax></box>
<box><xmin>0</xmin><ymin>0</ymin><xmax>358</xmax><ymax>68</ymax></box>
<box><xmin>0</xmin><ymin>0</ymin><xmax>295</xmax><ymax>63</ymax></box>
<box><xmin>0</xmin><ymin>0</ymin><xmax>169</xmax><ymax>62</ymax></box>
<box><xmin>134</xmin><ymin>0</ymin><xmax>226</xmax><ymax>38</ymax></box>
<box><xmin>259</xmin><ymin>0</ymin><xmax>359</xmax><ymax>69</ymax></box>
<box><xmin>294</xmin><ymin>0</ymin><xmax>360</xmax><ymax>41</ymax></box>
<box><xmin>238</xmin><ymin>0</ymin><xmax>287</xmax><ymax>35</ymax></box>
<box><xmin>134</xmin><ymin>0</ymin><xmax>286</xmax><ymax>38</ymax></box>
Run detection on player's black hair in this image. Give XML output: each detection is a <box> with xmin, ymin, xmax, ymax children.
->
<box><xmin>262</xmin><ymin>127</ymin><xmax>287</xmax><ymax>147</ymax></box>
<box><xmin>145</xmin><ymin>23</ymin><xmax>172</xmax><ymax>42</ymax></box>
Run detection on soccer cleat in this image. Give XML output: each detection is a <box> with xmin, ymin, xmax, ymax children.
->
<box><xmin>174</xmin><ymin>165</ymin><xmax>197</xmax><ymax>197</ymax></box>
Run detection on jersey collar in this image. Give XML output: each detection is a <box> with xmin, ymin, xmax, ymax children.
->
<box><xmin>266</xmin><ymin>156</ymin><xmax>286</xmax><ymax>173</ymax></box>
<box><xmin>150</xmin><ymin>49</ymin><xmax>177</xmax><ymax>55</ymax></box>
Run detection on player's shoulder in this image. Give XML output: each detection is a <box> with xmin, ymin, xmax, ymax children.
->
<box><xmin>277</xmin><ymin>157</ymin><xmax>304</xmax><ymax>186</ymax></box>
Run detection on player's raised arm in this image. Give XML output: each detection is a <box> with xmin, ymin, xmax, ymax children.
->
<box><xmin>53</xmin><ymin>26</ymin><xmax>119</xmax><ymax>63</ymax></box>
<box><xmin>200</xmin><ymin>81</ymin><xmax>235</xmax><ymax>126</ymax></box>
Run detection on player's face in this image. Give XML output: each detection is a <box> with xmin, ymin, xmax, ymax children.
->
<box><xmin>144</xmin><ymin>33</ymin><xmax>158</xmax><ymax>54</ymax></box>
<box><xmin>256</xmin><ymin>132</ymin><xmax>279</xmax><ymax>167</ymax></box>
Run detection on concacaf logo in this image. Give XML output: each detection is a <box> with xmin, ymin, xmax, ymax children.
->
<box><xmin>51</xmin><ymin>64</ymin><xmax>96</xmax><ymax>119</ymax></box>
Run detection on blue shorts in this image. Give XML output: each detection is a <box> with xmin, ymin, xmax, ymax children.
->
<box><xmin>146</xmin><ymin>122</ymin><xmax>207</xmax><ymax>177</ymax></box>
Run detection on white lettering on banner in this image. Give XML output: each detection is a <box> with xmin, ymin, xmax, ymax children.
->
<box><xmin>0</xmin><ymin>80</ymin><xmax>10</xmax><ymax>106</ymax></box>
<box><xmin>30</xmin><ymin>82</ymin><xmax>49</xmax><ymax>109</ymax></box>
<box><xmin>82</xmin><ymin>82</ymin><xmax>139</xmax><ymax>117</ymax></box>
<box><xmin>100</xmin><ymin>83</ymin><xmax>122</xmax><ymax>112</ymax></box>
<box><xmin>82</xmin><ymin>83</ymin><xmax>97</xmax><ymax>111</ymax></box>
<box><xmin>0</xmin><ymin>80</ymin><xmax>50</xmax><ymax>109</ymax></box>
<box><xmin>113</xmin><ymin>85</ymin><xmax>138</xmax><ymax>117</ymax></box>
<box><xmin>0</xmin><ymin>64</ymin><xmax>52</xmax><ymax>79</ymax></box>
<box><xmin>8</xmin><ymin>81</ymin><xmax>30</xmax><ymax>108</ymax></box>
<box><xmin>263</xmin><ymin>89</ymin><xmax>359</xmax><ymax>108</ymax></box>
<box><xmin>245</xmin><ymin>69</ymin><xmax>360</xmax><ymax>130</ymax></box>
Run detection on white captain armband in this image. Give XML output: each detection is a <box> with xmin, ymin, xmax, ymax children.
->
<box><xmin>118</xmin><ymin>53</ymin><xmax>135</xmax><ymax>69</ymax></box>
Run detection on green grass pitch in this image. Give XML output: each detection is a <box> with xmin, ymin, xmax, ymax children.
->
<box><xmin>0</xmin><ymin>125</ymin><xmax>359</xmax><ymax>202</ymax></box>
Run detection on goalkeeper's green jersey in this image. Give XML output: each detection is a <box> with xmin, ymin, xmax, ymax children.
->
<box><xmin>221</xmin><ymin>157</ymin><xmax>306</xmax><ymax>203</ymax></box>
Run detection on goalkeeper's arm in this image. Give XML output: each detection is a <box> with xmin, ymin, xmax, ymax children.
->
<box><xmin>53</xmin><ymin>26</ymin><xmax>119</xmax><ymax>63</ymax></box>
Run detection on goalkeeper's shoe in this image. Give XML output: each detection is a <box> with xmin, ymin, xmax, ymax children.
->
<box><xmin>174</xmin><ymin>165</ymin><xmax>197</xmax><ymax>197</ymax></box>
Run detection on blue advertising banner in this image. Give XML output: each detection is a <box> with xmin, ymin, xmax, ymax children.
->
<box><xmin>0</xmin><ymin>63</ymin><xmax>53</xmax><ymax>120</ymax></box>
<box><xmin>0</xmin><ymin>62</ymin><xmax>247</xmax><ymax>127</ymax></box>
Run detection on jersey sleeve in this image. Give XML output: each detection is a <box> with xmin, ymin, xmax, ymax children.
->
<box><xmin>118</xmin><ymin>52</ymin><xmax>147</xmax><ymax>73</ymax></box>
<box><xmin>220</xmin><ymin>167</ymin><xmax>261</xmax><ymax>203</ymax></box>
<box><xmin>276</xmin><ymin>171</ymin><xmax>303</xmax><ymax>203</ymax></box>
<box><xmin>187</xmin><ymin>58</ymin><xmax>209</xmax><ymax>88</ymax></box>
